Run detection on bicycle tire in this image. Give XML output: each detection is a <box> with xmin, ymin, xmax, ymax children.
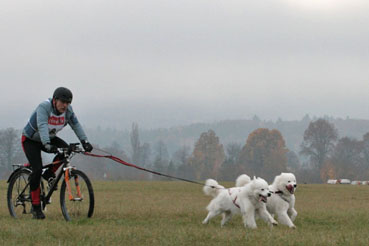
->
<box><xmin>7</xmin><ymin>168</ymin><xmax>32</xmax><ymax>218</ymax></box>
<box><xmin>60</xmin><ymin>169</ymin><xmax>94</xmax><ymax>221</ymax></box>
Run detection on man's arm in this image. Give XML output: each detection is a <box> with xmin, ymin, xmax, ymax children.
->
<box><xmin>67</xmin><ymin>106</ymin><xmax>88</xmax><ymax>142</ymax></box>
<box><xmin>36</xmin><ymin>103</ymin><xmax>52</xmax><ymax>145</ymax></box>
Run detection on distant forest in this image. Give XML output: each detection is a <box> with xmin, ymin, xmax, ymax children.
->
<box><xmin>83</xmin><ymin>115</ymin><xmax>369</xmax><ymax>154</ymax></box>
<box><xmin>1</xmin><ymin>115</ymin><xmax>369</xmax><ymax>183</ymax></box>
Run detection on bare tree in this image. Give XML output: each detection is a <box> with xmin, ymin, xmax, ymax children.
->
<box><xmin>139</xmin><ymin>142</ymin><xmax>151</xmax><ymax>167</ymax></box>
<box><xmin>153</xmin><ymin>140</ymin><xmax>169</xmax><ymax>180</ymax></box>
<box><xmin>362</xmin><ymin>132</ymin><xmax>369</xmax><ymax>168</ymax></box>
<box><xmin>130</xmin><ymin>122</ymin><xmax>141</xmax><ymax>164</ymax></box>
<box><xmin>225</xmin><ymin>143</ymin><xmax>242</xmax><ymax>163</ymax></box>
<box><xmin>174</xmin><ymin>146</ymin><xmax>193</xmax><ymax>180</ymax></box>
<box><xmin>300</xmin><ymin>119</ymin><xmax>338</xmax><ymax>170</ymax></box>
<box><xmin>173</xmin><ymin>145</ymin><xmax>190</xmax><ymax>166</ymax></box>
<box><xmin>330</xmin><ymin>137</ymin><xmax>364</xmax><ymax>180</ymax></box>
<box><xmin>0</xmin><ymin>128</ymin><xmax>24</xmax><ymax>177</ymax></box>
<box><xmin>286</xmin><ymin>151</ymin><xmax>301</xmax><ymax>172</ymax></box>
<box><xmin>217</xmin><ymin>143</ymin><xmax>242</xmax><ymax>181</ymax></box>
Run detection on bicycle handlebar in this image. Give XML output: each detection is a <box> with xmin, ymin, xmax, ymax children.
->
<box><xmin>57</xmin><ymin>143</ymin><xmax>84</xmax><ymax>155</ymax></box>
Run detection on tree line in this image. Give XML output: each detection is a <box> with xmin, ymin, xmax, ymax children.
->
<box><xmin>1</xmin><ymin>118</ymin><xmax>369</xmax><ymax>183</ymax></box>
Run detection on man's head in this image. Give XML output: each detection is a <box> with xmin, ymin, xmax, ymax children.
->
<box><xmin>52</xmin><ymin>87</ymin><xmax>73</xmax><ymax>114</ymax></box>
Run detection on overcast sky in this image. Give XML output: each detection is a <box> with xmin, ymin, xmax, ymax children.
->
<box><xmin>1</xmin><ymin>0</ymin><xmax>368</xmax><ymax>130</ymax></box>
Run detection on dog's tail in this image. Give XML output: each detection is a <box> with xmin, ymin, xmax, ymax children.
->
<box><xmin>235</xmin><ymin>174</ymin><xmax>251</xmax><ymax>187</ymax></box>
<box><xmin>203</xmin><ymin>179</ymin><xmax>224</xmax><ymax>197</ymax></box>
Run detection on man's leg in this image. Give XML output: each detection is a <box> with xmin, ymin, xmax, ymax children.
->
<box><xmin>50</xmin><ymin>137</ymin><xmax>69</xmax><ymax>172</ymax></box>
<box><xmin>42</xmin><ymin>137</ymin><xmax>69</xmax><ymax>189</ymax></box>
<box><xmin>21</xmin><ymin>137</ymin><xmax>45</xmax><ymax>219</ymax></box>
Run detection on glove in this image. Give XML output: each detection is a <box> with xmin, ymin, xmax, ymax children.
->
<box><xmin>81</xmin><ymin>140</ymin><xmax>93</xmax><ymax>152</ymax></box>
<box><xmin>44</xmin><ymin>143</ymin><xmax>58</xmax><ymax>153</ymax></box>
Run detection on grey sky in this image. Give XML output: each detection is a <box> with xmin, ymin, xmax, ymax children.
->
<box><xmin>1</xmin><ymin>0</ymin><xmax>368</xmax><ymax>129</ymax></box>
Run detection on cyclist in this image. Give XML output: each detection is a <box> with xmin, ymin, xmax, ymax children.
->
<box><xmin>22</xmin><ymin>87</ymin><xmax>93</xmax><ymax>219</ymax></box>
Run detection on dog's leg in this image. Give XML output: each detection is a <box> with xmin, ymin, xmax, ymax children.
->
<box><xmin>288</xmin><ymin>196</ymin><xmax>297</xmax><ymax>221</ymax></box>
<box><xmin>288</xmin><ymin>208</ymin><xmax>298</xmax><ymax>222</ymax></box>
<box><xmin>277</xmin><ymin>211</ymin><xmax>295</xmax><ymax>228</ymax></box>
<box><xmin>242</xmin><ymin>208</ymin><xmax>257</xmax><ymax>229</ymax></box>
<box><xmin>258</xmin><ymin>207</ymin><xmax>278</xmax><ymax>226</ymax></box>
<box><xmin>202</xmin><ymin>210</ymin><xmax>222</xmax><ymax>225</ymax></box>
<box><xmin>221</xmin><ymin>211</ymin><xmax>232</xmax><ymax>227</ymax></box>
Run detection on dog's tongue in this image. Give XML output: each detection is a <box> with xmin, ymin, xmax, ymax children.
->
<box><xmin>286</xmin><ymin>185</ymin><xmax>294</xmax><ymax>194</ymax></box>
<box><xmin>259</xmin><ymin>196</ymin><xmax>267</xmax><ymax>203</ymax></box>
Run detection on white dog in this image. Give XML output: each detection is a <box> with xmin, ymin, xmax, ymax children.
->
<box><xmin>236</xmin><ymin>172</ymin><xmax>298</xmax><ymax>228</ymax></box>
<box><xmin>202</xmin><ymin>176</ymin><xmax>278</xmax><ymax>229</ymax></box>
<box><xmin>267</xmin><ymin>173</ymin><xmax>298</xmax><ymax>228</ymax></box>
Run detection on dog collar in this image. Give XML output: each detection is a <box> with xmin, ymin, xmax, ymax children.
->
<box><xmin>273</xmin><ymin>190</ymin><xmax>289</xmax><ymax>203</ymax></box>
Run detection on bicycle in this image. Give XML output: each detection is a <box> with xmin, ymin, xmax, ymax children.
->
<box><xmin>7</xmin><ymin>143</ymin><xmax>94</xmax><ymax>221</ymax></box>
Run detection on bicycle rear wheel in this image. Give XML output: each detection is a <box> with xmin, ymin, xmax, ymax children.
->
<box><xmin>60</xmin><ymin>169</ymin><xmax>94</xmax><ymax>221</ymax></box>
<box><xmin>7</xmin><ymin>168</ymin><xmax>32</xmax><ymax>218</ymax></box>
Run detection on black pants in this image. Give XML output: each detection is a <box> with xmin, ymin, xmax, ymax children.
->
<box><xmin>22</xmin><ymin>136</ymin><xmax>68</xmax><ymax>191</ymax></box>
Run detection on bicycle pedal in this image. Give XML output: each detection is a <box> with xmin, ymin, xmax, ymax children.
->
<box><xmin>47</xmin><ymin>177</ymin><xmax>58</xmax><ymax>191</ymax></box>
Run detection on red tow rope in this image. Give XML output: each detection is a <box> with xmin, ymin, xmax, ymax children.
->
<box><xmin>83</xmin><ymin>152</ymin><xmax>206</xmax><ymax>186</ymax></box>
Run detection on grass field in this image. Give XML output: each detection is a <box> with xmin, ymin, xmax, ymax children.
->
<box><xmin>1</xmin><ymin>180</ymin><xmax>369</xmax><ymax>246</ymax></box>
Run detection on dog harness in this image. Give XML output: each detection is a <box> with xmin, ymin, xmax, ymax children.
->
<box><xmin>228</xmin><ymin>189</ymin><xmax>240</xmax><ymax>209</ymax></box>
<box><xmin>273</xmin><ymin>190</ymin><xmax>290</xmax><ymax>203</ymax></box>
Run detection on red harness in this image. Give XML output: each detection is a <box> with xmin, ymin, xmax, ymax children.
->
<box><xmin>228</xmin><ymin>189</ymin><xmax>240</xmax><ymax>209</ymax></box>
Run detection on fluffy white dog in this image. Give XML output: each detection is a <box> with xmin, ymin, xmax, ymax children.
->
<box><xmin>202</xmin><ymin>176</ymin><xmax>278</xmax><ymax>229</ymax></box>
<box><xmin>267</xmin><ymin>173</ymin><xmax>298</xmax><ymax>228</ymax></box>
<box><xmin>236</xmin><ymin>172</ymin><xmax>298</xmax><ymax>228</ymax></box>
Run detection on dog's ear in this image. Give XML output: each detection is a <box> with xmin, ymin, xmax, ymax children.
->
<box><xmin>273</xmin><ymin>174</ymin><xmax>281</xmax><ymax>184</ymax></box>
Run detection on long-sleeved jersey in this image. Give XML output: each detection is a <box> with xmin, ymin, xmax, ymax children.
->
<box><xmin>23</xmin><ymin>98</ymin><xmax>88</xmax><ymax>145</ymax></box>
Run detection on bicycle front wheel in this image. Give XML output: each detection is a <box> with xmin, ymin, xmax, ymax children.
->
<box><xmin>60</xmin><ymin>169</ymin><xmax>94</xmax><ymax>221</ymax></box>
<box><xmin>7</xmin><ymin>168</ymin><xmax>32</xmax><ymax>218</ymax></box>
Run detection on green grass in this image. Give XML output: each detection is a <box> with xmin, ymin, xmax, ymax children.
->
<box><xmin>1</xmin><ymin>180</ymin><xmax>369</xmax><ymax>245</ymax></box>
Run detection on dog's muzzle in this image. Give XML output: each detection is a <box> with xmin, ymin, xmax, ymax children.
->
<box><xmin>259</xmin><ymin>195</ymin><xmax>268</xmax><ymax>203</ymax></box>
<box><xmin>286</xmin><ymin>184</ymin><xmax>295</xmax><ymax>194</ymax></box>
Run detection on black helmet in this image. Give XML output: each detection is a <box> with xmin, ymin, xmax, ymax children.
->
<box><xmin>53</xmin><ymin>87</ymin><xmax>73</xmax><ymax>103</ymax></box>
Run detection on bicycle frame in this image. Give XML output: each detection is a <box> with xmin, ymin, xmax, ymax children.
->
<box><xmin>9</xmin><ymin>144</ymin><xmax>84</xmax><ymax>210</ymax></box>
<box><xmin>7</xmin><ymin>142</ymin><xmax>95</xmax><ymax>221</ymax></box>
<box><xmin>43</xmin><ymin>149</ymin><xmax>82</xmax><ymax>208</ymax></box>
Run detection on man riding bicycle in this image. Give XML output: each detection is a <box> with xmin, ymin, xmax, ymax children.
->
<box><xmin>22</xmin><ymin>87</ymin><xmax>93</xmax><ymax>219</ymax></box>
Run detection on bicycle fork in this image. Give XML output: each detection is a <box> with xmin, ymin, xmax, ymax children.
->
<box><xmin>64</xmin><ymin>167</ymin><xmax>83</xmax><ymax>201</ymax></box>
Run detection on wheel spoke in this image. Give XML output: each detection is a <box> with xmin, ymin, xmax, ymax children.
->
<box><xmin>7</xmin><ymin>169</ymin><xmax>32</xmax><ymax>218</ymax></box>
<box><xmin>60</xmin><ymin>170</ymin><xmax>94</xmax><ymax>221</ymax></box>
